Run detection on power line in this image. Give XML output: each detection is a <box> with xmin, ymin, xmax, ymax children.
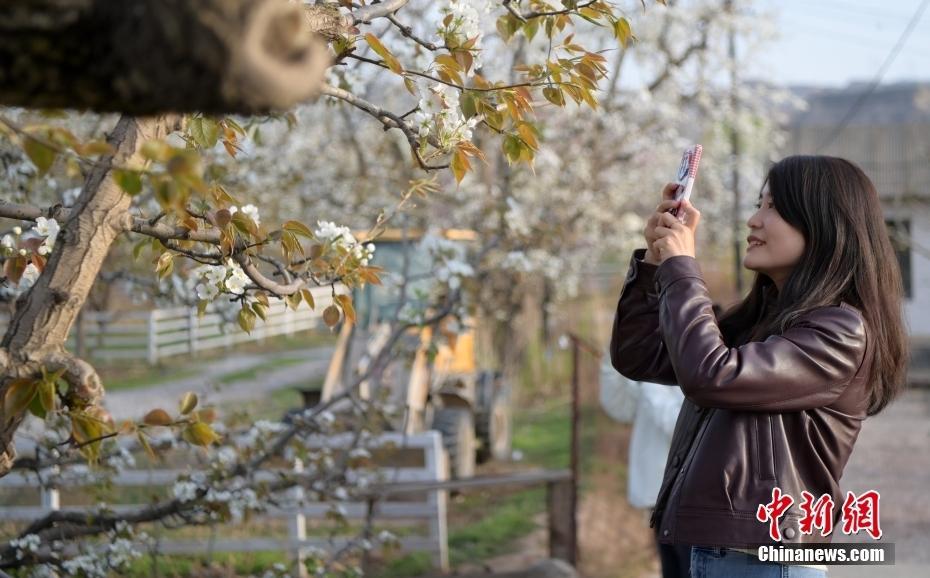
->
<box><xmin>816</xmin><ymin>0</ymin><xmax>930</xmax><ymax>152</ymax></box>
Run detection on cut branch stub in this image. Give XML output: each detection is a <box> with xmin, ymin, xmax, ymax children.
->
<box><xmin>0</xmin><ymin>0</ymin><xmax>331</xmax><ymax>114</ymax></box>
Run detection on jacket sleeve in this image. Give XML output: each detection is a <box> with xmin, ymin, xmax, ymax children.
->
<box><xmin>609</xmin><ymin>248</ymin><xmax>679</xmax><ymax>385</ymax></box>
<box><xmin>655</xmin><ymin>255</ymin><xmax>868</xmax><ymax>412</ymax></box>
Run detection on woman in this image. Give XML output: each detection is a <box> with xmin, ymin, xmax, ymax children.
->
<box><xmin>609</xmin><ymin>155</ymin><xmax>908</xmax><ymax>577</ymax></box>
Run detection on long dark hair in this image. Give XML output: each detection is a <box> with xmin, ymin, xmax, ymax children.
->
<box><xmin>717</xmin><ymin>155</ymin><xmax>908</xmax><ymax>415</ymax></box>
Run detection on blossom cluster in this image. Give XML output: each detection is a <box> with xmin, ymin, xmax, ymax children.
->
<box><xmin>420</xmin><ymin>231</ymin><xmax>475</xmax><ymax>290</ymax></box>
<box><xmin>414</xmin><ymin>83</ymin><xmax>478</xmax><ymax>150</ymax></box>
<box><xmin>12</xmin><ymin>521</ymin><xmax>148</xmax><ymax>577</ymax></box>
<box><xmin>1</xmin><ymin>218</ymin><xmax>61</xmax><ymax>290</ymax></box>
<box><xmin>313</xmin><ymin>221</ymin><xmax>375</xmax><ymax>266</ymax></box>
<box><xmin>229</xmin><ymin>203</ymin><xmax>261</xmax><ymax>226</ymax></box>
<box><xmin>189</xmin><ymin>258</ymin><xmax>251</xmax><ymax>300</ymax></box>
<box><xmin>436</xmin><ymin>0</ymin><xmax>494</xmax><ymax>71</ymax></box>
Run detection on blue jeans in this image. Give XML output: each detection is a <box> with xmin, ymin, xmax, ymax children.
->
<box><xmin>690</xmin><ymin>546</ymin><xmax>827</xmax><ymax>577</ymax></box>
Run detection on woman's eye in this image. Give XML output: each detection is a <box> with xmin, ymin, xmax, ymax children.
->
<box><xmin>754</xmin><ymin>202</ymin><xmax>761</xmax><ymax>209</ymax></box>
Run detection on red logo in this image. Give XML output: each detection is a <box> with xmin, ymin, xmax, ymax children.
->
<box><xmin>799</xmin><ymin>491</ymin><xmax>834</xmax><ymax>537</ymax></box>
<box><xmin>757</xmin><ymin>488</ymin><xmax>882</xmax><ymax>540</ymax></box>
<box><xmin>756</xmin><ymin>487</ymin><xmax>794</xmax><ymax>541</ymax></box>
<box><xmin>841</xmin><ymin>490</ymin><xmax>882</xmax><ymax>539</ymax></box>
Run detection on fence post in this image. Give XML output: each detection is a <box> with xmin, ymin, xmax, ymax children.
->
<box><xmin>41</xmin><ymin>486</ymin><xmax>60</xmax><ymax>512</ymax></box>
<box><xmin>188</xmin><ymin>308</ymin><xmax>198</xmax><ymax>358</ymax></box>
<box><xmin>426</xmin><ymin>432</ymin><xmax>450</xmax><ymax>572</ymax></box>
<box><xmin>286</xmin><ymin>305</ymin><xmax>295</xmax><ymax>338</ymax></box>
<box><xmin>289</xmin><ymin>458</ymin><xmax>309</xmax><ymax>578</ymax></box>
<box><xmin>547</xmin><ymin>478</ymin><xmax>576</xmax><ymax>565</ymax></box>
<box><xmin>147</xmin><ymin>311</ymin><xmax>158</xmax><ymax>365</ymax></box>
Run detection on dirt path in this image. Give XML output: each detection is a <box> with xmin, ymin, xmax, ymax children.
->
<box><xmin>100</xmin><ymin>346</ymin><xmax>334</xmax><ymax>420</ymax></box>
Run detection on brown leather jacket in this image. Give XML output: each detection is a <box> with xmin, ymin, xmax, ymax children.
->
<box><xmin>610</xmin><ymin>248</ymin><xmax>872</xmax><ymax>548</ymax></box>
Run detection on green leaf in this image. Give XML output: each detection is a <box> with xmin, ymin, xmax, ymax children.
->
<box><xmin>282</xmin><ymin>220</ymin><xmax>314</xmax><ymax>239</ymax></box>
<box><xmin>114</xmin><ymin>169</ymin><xmax>143</xmax><ymax>196</ymax></box>
<box><xmin>251</xmin><ymin>301</ymin><xmax>267</xmax><ymax>321</ymax></box>
<box><xmin>613</xmin><ymin>17</ymin><xmax>633</xmax><ymax>48</ymax></box>
<box><xmin>238</xmin><ymin>306</ymin><xmax>256</xmax><ymax>334</ymax></box>
<box><xmin>232</xmin><ymin>212</ymin><xmax>259</xmax><ymax>237</ymax></box>
<box><xmin>451</xmin><ymin>147</ymin><xmax>470</xmax><ymax>184</ymax></box>
<box><xmin>189</xmin><ymin>116</ymin><xmax>205</xmax><ymax>147</ymax></box>
<box><xmin>286</xmin><ymin>291</ymin><xmax>302</xmax><ymax>311</ymax></box>
<box><xmin>155</xmin><ymin>251</ymin><xmax>175</xmax><ymax>280</ymax></box>
<box><xmin>23</xmin><ymin>138</ymin><xmax>56</xmax><ymax>175</ymax></box>
<box><xmin>183</xmin><ymin>422</ymin><xmax>221</xmax><ymax>447</ymax></box>
<box><xmin>301</xmin><ymin>288</ymin><xmax>316</xmax><ymax>310</ymax></box>
<box><xmin>137</xmin><ymin>431</ymin><xmax>157</xmax><ymax>460</ymax></box>
<box><xmin>200</xmin><ymin>118</ymin><xmax>219</xmax><ymax>148</ymax></box>
<box><xmin>132</xmin><ymin>239</ymin><xmax>148</xmax><ymax>260</ymax></box>
<box><xmin>365</xmin><ymin>33</ymin><xmax>403</xmax><ymax>74</ymax></box>
<box><xmin>543</xmin><ymin>87</ymin><xmax>565</xmax><ymax>107</ymax></box>
<box><xmin>38</xmin><ymin>377</ymin><xmax>56</xmax><ymax>413</ymax></box>
<box><xmin>523</xmin><ymin>18</ymin><xmax>540</xmax><ymax>42</ymax></box>
<box><xmin>4</xmin><ymin>378</ymin><xmax>38</xmax><ymax>417</ymax></box>
<box><xmin>179</xmin><ymin>392</ymin><xmax>198</xmax><ymax>415</ymax></box>
<box><xmin>27</xmin><ymin>390</ymin><xmax>46</xmax><ymax>419</ymax></box>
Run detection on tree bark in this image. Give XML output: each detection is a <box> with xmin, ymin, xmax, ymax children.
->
<box><xmin>0</xmin><ymin>114</ymin><xmax>182</xmax><ymax>478</ymax></box>
<box><xmin>0</xmin><ymin>0</ymin><xmax>333</xmax><ymax>114</ymax></box>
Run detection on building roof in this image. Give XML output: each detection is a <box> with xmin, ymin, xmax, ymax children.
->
<box><xmin>782</xmin><ymin>82</ymin><xmax>930</xmax><ymax>199</ymax></box>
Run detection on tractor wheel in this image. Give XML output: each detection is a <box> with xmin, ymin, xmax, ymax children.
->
<box><xmin>431</xmin><ymin>407</ymin><xmax>476</xmax><ymax>479</ymax></box>
<box><xmin>476</xmin><ymin>387</ymin><xmax>513</xmax><ymax>463</ymax></box>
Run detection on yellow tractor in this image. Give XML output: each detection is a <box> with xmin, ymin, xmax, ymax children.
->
<box><xmin>309</xmin><ymin>229</ymin><xmax>512</xmax><ymax>479</ymax></box>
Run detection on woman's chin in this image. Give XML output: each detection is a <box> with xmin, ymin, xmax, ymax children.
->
<box><xmin>742</xmin><ymin>257</ymin><xmax>762</xmax><ymax>273</ymax></box>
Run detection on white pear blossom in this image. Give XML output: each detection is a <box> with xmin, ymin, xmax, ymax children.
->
<box><xmin>19</xmin><ymin>263</ymin><xmax>40</xmax><ymax>289</ymax></box>
<box><xmin>33</xmin><ymin>217</ymin><xmax>60</xmax><ymax>254</ymax></box>
<box><xmin>10</xmin><ymin>533</ymin><xmax>41</xmax><ymax>560</ymax></box>
<box><xmin>172</xmin><ymin>480</ymin><xmax>200</xmax><ymax>502</ymax></box>
<box><xmin>414</xmin><ymin>83</ymin><xmax>478</xmax><ymax>150</ymax></box>
<box><xmin>1</xmin><ymin>234</ymin><xmax>13</xmax><ymax>248</ymax></box>
<box><xmin>223</xmin><ymin>260</ymin><xmax>250</xmax><ymax>295</ymax></box>
<box><xmin>314</xmin><ymin>221</ymin><xmax>356</xmax><ymax>246</ymax></box>
<box><xmin>240</xmin><ymin>203</ymin><xmax>261</xmax><ymax>226</ymax></box>
<box><xmin>195</xmin><ymin>281</ymin><xmax>220</xmax><ymax>301</ymax></box>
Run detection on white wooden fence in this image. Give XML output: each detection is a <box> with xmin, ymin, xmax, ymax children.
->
<box><xmin>0</xmin><ymin>285</ymin><xmax>344</xmax><ymax>365</ymax></box>
<box><xmin>0</xmin><ymin>431</ymin><xmax>450</xmax><ymax>574</ymax></box>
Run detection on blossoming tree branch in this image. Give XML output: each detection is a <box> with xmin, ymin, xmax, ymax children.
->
<box><xmin>0</xmin><ymin>0</ymin><xmax>668</xmax><ymax>574</ymax></box>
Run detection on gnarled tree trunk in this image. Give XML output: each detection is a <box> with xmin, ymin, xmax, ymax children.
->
<box><xmin>0</xmin><ymin>114</ymin><xmax>181</xmax><ymax>477</ymax></box>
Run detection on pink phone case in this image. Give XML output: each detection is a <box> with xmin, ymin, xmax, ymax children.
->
<box><xmin>669</xmin><ymin>145</ymin><xmax>702</xmax><ymax>219</ymax></box>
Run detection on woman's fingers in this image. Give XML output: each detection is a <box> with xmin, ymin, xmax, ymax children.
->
<box><xmin>662</xmin><ymin>183</ymin><xmax>680</xmax><ymax>201</ymax></box>
<box><xmin>654</xmin><ymin>199</ymin><xmax>681</xmax><ymax>213</ymax></box>
<box><xmin>679</xmin><ymin>199</ymin><xmax>702</xmax><ymax>230</ymax></box>
<box><xmin>658</xmin><ymin>211</ymin><xmax>682</xmax><ymax>228</ymax></box>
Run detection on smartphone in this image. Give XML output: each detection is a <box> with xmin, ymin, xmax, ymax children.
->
<box><xmin>669</xmin><ymin>144</ymin><xmax>703</xmax><ymax>219</ymax></box>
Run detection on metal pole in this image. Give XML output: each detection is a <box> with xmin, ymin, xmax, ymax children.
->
<box><xmin>568</xmin><ymin>336</ymin><xmax>580</xmax><ymax>566</ymax></box>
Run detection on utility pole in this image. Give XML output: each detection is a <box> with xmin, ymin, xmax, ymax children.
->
<box><xmin>727</xmin><ymin>0</ymin><xmax>744</xmax><ymax>296</ymax></box>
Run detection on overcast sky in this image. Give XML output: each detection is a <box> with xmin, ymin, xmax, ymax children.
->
<box><xmin>753</xmin><ymin>0</ymin><xmax>930</xmax><ymax>87</ymax></box>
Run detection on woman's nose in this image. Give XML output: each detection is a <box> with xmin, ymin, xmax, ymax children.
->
<box><xmin>747</xmin><ymin>209</ymin><xmax>762</xmax><ymax>229</ymax></box>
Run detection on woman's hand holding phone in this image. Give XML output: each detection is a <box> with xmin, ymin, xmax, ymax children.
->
<box><xmin>653</xmin><ymin>199</ymin><xmax>701</xmax><ymax>263</ymax></box>
<box><xmin>643</xmin><ymin>183</ymin><xmax>681</xmax><ymax>265</ymax></box>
